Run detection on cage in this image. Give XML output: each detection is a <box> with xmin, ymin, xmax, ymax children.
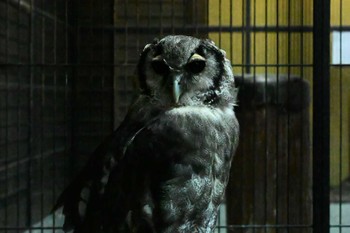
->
<box><xmin>0</xmin><ymin>0</ymin><xmax>349</xmax><ymax>233</ymax></box>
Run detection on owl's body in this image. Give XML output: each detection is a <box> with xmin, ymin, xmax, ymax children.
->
<box><xmin>54</xmin><ymin>35</ymin><xmax>239</xmax><ymax>233</ymax></box>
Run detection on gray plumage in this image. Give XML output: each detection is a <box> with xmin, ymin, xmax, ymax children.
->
<box><xmin>53</xmin><ymin>35</ymin><xmax>239</xmax><ymax>233</ymax></box>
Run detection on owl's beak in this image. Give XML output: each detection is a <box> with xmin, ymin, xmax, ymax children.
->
<box><xmin>172</xmin><ymin>75</ymin><xmax>182</xmax><ymax>104</ymax></box>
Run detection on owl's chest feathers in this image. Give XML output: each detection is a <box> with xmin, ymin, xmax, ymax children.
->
<box><xmin>154</xmin><ymin>105</ymin><xmax>235</xmax><ymax>145</ymax></box>
<box><xmin>143</xmin><ymin>105</ymin><xmax>236</xmax><ymax>175</ymax></box>
<box><xmin>132</xmin><ymin>106</ymin><xmax>236</xmax><ymax>231</ymax></box>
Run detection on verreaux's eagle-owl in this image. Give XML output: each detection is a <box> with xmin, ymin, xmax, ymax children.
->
<box><xmin>53</xmin><ymin>35</ymin><xmax>239</xmax><ymax>233</ymax></box>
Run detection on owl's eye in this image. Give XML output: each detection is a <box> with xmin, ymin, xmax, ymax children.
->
<box><xmin>186</xmin><ymin>60</ymin><xmax>206</xmax><ymax>74</ymax></box>
<box><xmin>151</xmin><ymin>58</ymin><xmax>170</xmax><ymax>75</ymax></box>
<box><xmin>186</xmin><ymin>53</ymin><xmax>206</xmax><ymax>74</ymax></box>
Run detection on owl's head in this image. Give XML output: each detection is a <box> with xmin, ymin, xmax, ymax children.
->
<box><xmin>137</xmin><ymin>35</ymin><xmax>237</xmax><ymax>109</ymax></box>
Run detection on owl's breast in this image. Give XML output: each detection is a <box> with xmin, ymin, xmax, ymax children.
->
<box><xmin>130</xmin><ymin>106</ymin><xmax>238</xmax><ymax>231</ymax></box>
<box><xmin>161</xmin><ymin>105</ymin><xmax>237</xmax><ymax>146</ymax></box>
<box><xmin>143</xmin><ymin>106</ymin><xmax>238</xmax><ymax>174</ymax></box>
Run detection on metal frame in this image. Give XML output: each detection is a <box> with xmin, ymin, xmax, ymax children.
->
<box><xmin>0</xmin><ymin>0</ymin><xmax>345</xmax><ymax>232</ymax></box>
<box><xmin>313</xmin><ymin>1</ymin><xmax>330</xmax><ymax>233</ymax></box>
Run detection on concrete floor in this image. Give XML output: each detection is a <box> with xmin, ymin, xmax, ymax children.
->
<box><xmin>24</xmin><ymin>203</ymin><xmax>350</xmax><ymax>233</ymax></box>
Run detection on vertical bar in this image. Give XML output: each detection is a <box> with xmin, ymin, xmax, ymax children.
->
<box><xmin>206</xmin><ymin>0</ymin><xmax>209</xmax><ymax>39</ymax></box>
<box><xmin>337</xmin><ymin>1</ymin><xmax>343</xmax><ymax>232</ymax></box>
<box><xmin>40</xmin><ymin>0</ymin><xmax>45</xmax><ymax>228</ymax></box>
<box><xmin>101</xmin><ymin>0</ymin><xmax>104</xmax><ymax>148</ymax></box>
<box><xmin>251</xmin><ymin>0</ymin><xmax>256</xmax><ymax>232</ymax></box>
<box><xmin>275</xmin><ymin>0</ymin><xmax>280</xmax><ymax>230</ymax></box>
<box><xmin>229</xmin><ymin>0</ymin><xmax>233</xmax><ymax>62</ymax></box>
<box><xmin>264</xmin><ymin>1</ymin><xmax>268</xmax><ymax>232</ymax></box>
<box><xmin>218</xmin><ymin>0</ymin><xmax>222</xmax><ymax>47</ymax></box>
<box><xmin>64</xmin><ymin>0</ymin><xmax>70</xmax><ymax>190</ymax></box>
<box><xmin>88</xmin><ymin>0</ymin><xmax>94</xmax><ymax>149</ymax></box>
<box><xmin>194</xmin><ymin>0</ymin><xmax>198</xmax><ymax>36</ymax></box>
<box><xmin>26</xmin><ymin>0</ymin><xmax>35</xmax><ymax>228</ymax></box>
<box><xmin>69</xmin><ymin>0</ymin><xmax>78</xmax><ymax>177</ymax></box>
<box><xmin>16</xmin><ymin>0</ymin><xmax>21</xmax><ymax>227</ymax></box>
<box><xmin>245</xmin><ymin>0</ymin><xmax>251</xmax><ymax>73</ymax></box>
<box><xmin>5</xmin><ymin>0</ymin><xmax>10</xmax><ymax>230</ymax></box>
<box><xmin>159</xmin><ymin>0</ymin><xmax>163</xmax><ymax>36</ymax></box>
<box><xmin>124</xmin><ymin>1</ymin><xmax>128</xmax><ymax>65</ymax></box>
<box><xmin>286</xmin><ymin>1</ymin><xmax>291</xmax><ymax>231</ymax></box>
<box><xmin>312</xmin><ymin>0</ymin><xmax>330</xmax><ymax>233</ymax></box>
<box><xmin>171</xmin><ymin>0</ymin><xmax>174</xmax><ymax>34</ymax></box>
<box><xmin>52</xmin><ymin>0</ymin><xmax>58</xmax><ymax>230</ymax></box>
<box><xmin>136</xmin><ymin>0</ymin><xmax>140</xmax><ymax>53</ymax></box>
<box><xmin>241</xmin><ymin>0</ymin><xmax>244</xmax><ymax>76</ymax></box>
<box><xmin>299</xmin><ymin>0</ymin><xmax>305</xmax><ymax>227</ymax></box>
<box><xmin>110</xmin><ymin>0</ymin><xmax>114</xmax><ymax>133</ymax></box>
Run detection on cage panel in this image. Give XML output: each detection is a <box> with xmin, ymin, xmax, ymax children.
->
<box><xmin>0</xmin><ymin>1</ymin><xmax>348</xmax><ymax>233</ymax></box>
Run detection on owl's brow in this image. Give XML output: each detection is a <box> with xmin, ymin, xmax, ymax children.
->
<box><xmin>198</xmin><ymin>42</ymin><xmax>226</xmax><ymax>88</ymax></box>
<box><xmin>194</xmin><ymin>45</ymin><xmax>206</xmax><ymax>56</ymax></box>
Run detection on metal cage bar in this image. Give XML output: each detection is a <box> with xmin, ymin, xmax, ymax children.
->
<box><xmin>313</xmin><ymin>0</ymin><xmax>330</xmax><ymax>233</ymax></box>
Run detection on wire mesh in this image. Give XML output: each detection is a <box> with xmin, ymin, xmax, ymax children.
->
<box><xmin>329</xmin><ymin>1</ymin><xmax>350</xmax><ymax>233</ymax></box>
<box><xmin>0</xmin><ymin>0</ymin><xmax>348</xmax><ymax>233</ymax></box>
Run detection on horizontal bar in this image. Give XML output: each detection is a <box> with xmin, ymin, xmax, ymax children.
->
<box><xmin>2</xmin><ymin>224</ymin><xmax>349</xmax><ymax>230</ymax></box>
<box><xmin>0</xmin><ymin>63</ymin><xmax>314</xmax><ymax>67</ymax></box>
<box><xmin>0</xmin><ymin>226</ymin><xmax>64</xmax><ymax>230</ymax></box>
<box><xmin>217</xmin><ymin>224</ymin><xmax>313</xmax><ymax>229</ymax></box>
<box><xmin>78</xmin><ymin>25</ymin><xmax>314</xmax><ymax>33</ymax></box>
<box><xmin>4</xmin><ymin>225</ymin><xmax>350</xmax><ymax>231</ymax></box>
<box><xmin>77</xmin><ymin>25</ymin><xmax>350</xmax><ymax>33</ymax></box>
<box><xmin>330</xmin><ymin>26</ymin><xmax>350</xmax><ymax>31</ymax></box>
<box><xmin>0</xmin><ymin>224</ymin><xmax>316</xmax><ymax>231</ymax></box>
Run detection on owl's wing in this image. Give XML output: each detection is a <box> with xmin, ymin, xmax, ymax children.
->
<box><xmin>53</xmin><ymin>101</ymin><xmax>159</xmax><ymax>232</ymax></box>
<box><xmin>52</xmin><ymin>131</ymin><xmax>115</xmax><ymax>231</ymax></box>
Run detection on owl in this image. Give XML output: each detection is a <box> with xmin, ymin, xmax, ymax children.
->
<box><xmin>53</xmin><ymin>35</ymin><xmax>239</xmax><ymax>233</ymax></box>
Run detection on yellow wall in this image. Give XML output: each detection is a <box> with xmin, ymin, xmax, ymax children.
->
<box><xmin>330</xmin><ymin>0</ymin><xmax>350</xmax><ymax>185</ymax></box>
<box><xmin>330</xmin><ymin>67</ymin><xmax>350</xmax><ymax>186</ymax></box>
<box><xmin>208</xmin><ymin>0</ymin><xmax>313</xmax><ymax>76</ymax></box>
<box><xmin>330</xmin><ymin>0</ymin><xmax>350</xmax><ymax>186</ymax></box>
<box><xmin>209</xmin><ymin>0</ymin><xmax>350</xmax><ymax>186</ymax></box>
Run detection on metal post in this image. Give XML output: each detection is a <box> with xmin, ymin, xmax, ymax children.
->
<box><xmin>245</xmin><ymin>0</ymin><xmax>251</xmax><ymax>74</ymax></box>
<box><xmin>313</xmin><ymin>0</ymin><xmax>330</xmax><ymax>233</ymax></box>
